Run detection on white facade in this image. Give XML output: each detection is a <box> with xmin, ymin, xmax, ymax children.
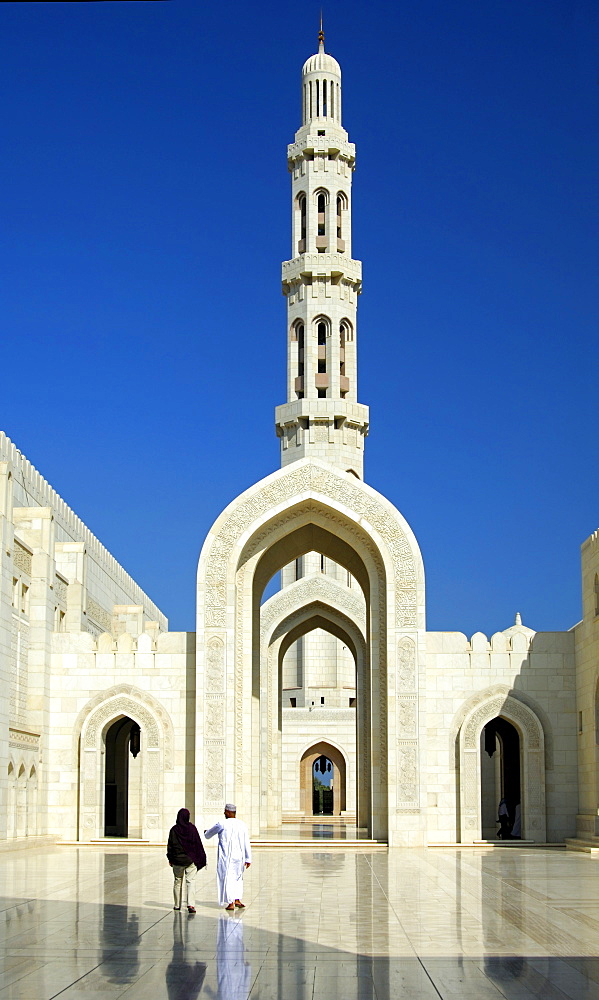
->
<box><xmin>0</xmin><ymin>34</ymin><xmax>596</xmax><ymax>849</ymax></box>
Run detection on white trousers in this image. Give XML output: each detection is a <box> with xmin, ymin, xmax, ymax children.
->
<box><xmin>172</xmin><ymin>864</ymin><xmax>197</xmax><ymax>908</ymax></box>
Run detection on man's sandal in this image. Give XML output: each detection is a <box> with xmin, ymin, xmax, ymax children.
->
<box><xmin>225</xmin><ymin>903</ymin><xmax>235</xmax><ymax>910</ymax></box>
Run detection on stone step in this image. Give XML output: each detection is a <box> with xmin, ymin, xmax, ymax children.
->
<box><xmin>60</xmin><ymin>839</ymin><xmax>156</xmax><ymax>847</ymax></box>
<box><xmin>250</xmin><ymin>839</ymin><xmax>386</xmax><ymax>850</ymax></box>
<box><xmin>565</xmin><ymin>838</ymin><xmax>599</xmax><ymax>855</ymax></box>
<box><xmin>428</xmin><ymin>841</ymin><xmax>568</xmax><ymax>849</ymax></box>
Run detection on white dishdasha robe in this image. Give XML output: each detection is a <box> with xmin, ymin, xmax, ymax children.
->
<box><xmin>204</xmin><ymin>818</ymin><xmax>252</xmax><ymax>906</ymax></box>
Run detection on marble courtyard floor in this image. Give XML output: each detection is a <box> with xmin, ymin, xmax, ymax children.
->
<box><xmin>2</xmin><ymin>845</ymin><xmax>599</xmax><ymax>998</ymax></box>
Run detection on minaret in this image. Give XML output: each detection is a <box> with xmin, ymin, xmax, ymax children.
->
<box><xmin>275</xmin><ymin>28</ymin><xmax>369</xmax><ymax>479</ymax></box>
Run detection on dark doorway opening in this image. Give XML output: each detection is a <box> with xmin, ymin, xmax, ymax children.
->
<box><xmin>480</xmin><ymin>716</ymin><xmax>521</xmax><ymax>839</ymax></box>
<box><xmin>313</xmin><ymin>754</ymin><xmax>334</xmax><ymax>815</ymax></box>
<box><xmin>104</xmin><ymin>717</ymin><xmax>140</xmax><ymax>838</ymax></box>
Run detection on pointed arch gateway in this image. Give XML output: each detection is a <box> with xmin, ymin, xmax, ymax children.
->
<box><xmin>264</xmin><ymin>597</ymin><xmax>367</xmax><ymax>828</ymax></box>
<box><xmin>196</xmin><ymin>459</ymin><xmax>425</xmax><ymax>844</ymax></box>
<box><xmin>75</xmin><ymin>685</ymin><xmax>174</xmax><ymax>842</ymax></box>
<box><xmin>456</xmin><ymin>692</ymin><xmax>547</xmax><ymax>843</ymax></box>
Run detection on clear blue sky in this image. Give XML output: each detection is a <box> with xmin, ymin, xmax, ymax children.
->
<box><xmin>1</xmin><ymin>0</ymin><xmax>597</xmax><ymax>635</ymax></box>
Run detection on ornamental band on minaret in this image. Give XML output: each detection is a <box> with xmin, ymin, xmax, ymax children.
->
<box><xmin>275</xmin><ymin>29</ymin><xmax>369</xmax><ymax>479</ymax></box>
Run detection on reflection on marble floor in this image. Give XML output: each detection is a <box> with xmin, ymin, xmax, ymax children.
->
<box><xmin>256</xmin><ymin>821</ymin><xmax>371</xmax><ymax>840</ymax></box>
<box><xmin>3</xmin><ymin>846</ymin><xmax>599</xmax><ymax>998</ymax></box>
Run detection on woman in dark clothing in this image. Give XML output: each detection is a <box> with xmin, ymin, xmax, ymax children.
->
<box><xmin>167</xmin><ymin>808</ymin><xmax>207</xmax><ymax>913</ymax></box>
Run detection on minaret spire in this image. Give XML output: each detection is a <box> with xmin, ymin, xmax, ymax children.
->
<box><xmin>275</xmin><ymin>37</ymin><xmax>369</xmax><ymax>478</ymax></box>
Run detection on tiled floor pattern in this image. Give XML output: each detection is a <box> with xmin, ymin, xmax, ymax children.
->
<box><xmin>1</xmin><ymin>845</ymin><xmax>599</xmax><ymax>997</ymax></box>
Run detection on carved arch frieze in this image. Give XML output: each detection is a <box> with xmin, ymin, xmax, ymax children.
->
<box><xmin>73</xmin><ymin>684</ymin><xmax>174</xmax><ymax>770</ymax></box>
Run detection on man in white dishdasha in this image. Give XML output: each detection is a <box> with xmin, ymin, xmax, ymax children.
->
<box><xmin>204</xmin><ymin>803</ymin><xmax>252</xmax><ymax>910</ymax></box>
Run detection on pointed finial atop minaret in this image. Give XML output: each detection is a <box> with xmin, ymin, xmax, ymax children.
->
<box><xmin>515</xmin><ymin>612</ymin><xmax>522</xmax><ymax>626</ymax></box>
<box><xmin>318</xmin><ymin>11</ymin><xmax>325</xmax><ymax>52</ymax></box>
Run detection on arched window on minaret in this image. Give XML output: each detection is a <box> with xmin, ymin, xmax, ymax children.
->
<box><xmin>330</xmin><ymin>80</ymin><xmax>334</xmax><ymax>120</ymax></box>
<box><xmin>336</xmin><ymin>193</ymin><xmax>347</xmax><ymax>252</ymax></box>
<box><xmin>315</xmin><ymin>189</ymin><xmax>328</xmax><ymax>252</ymax></box>
<box><xmin>297</xmin><ymin>193</ymin><xmax>307</xmax><ymax>254</ymax></box>
<box><xmin>339</xmin><ymin>320</ymin><xmax>352</xmax><ymax>398</ymax></box>
<box><xmin>292</xmin><ymin>321</ymin><xmax>305</xmax><ymax>399</ymax></box>
<box><xmin>315</xmin><ymin>317</ymin><xmax>330</xmax><ymax>398</ymax></box>
<box><xmin>323</xmin><ymin>79</ymin><xmax>328</xmax><ymax>117</ymax></box>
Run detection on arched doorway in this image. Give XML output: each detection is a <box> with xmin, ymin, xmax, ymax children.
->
<box><xmin>196</xmin><ymin>461</ymin><xmax>425</xmax><ymax>844</ymax></box>
<box><xmin>300</xmin><ymin>742</ymin><xmax>347</xmax><ymax>817</ymax></box>
<box><xmin>480</xmin><ymin>717</ymin><xmax>521</xmax><ymax>839</ymax></box>
<box><xmin>104</xmin><ymin>717</ymin><xmax>141</xmax><ymax>838</ymax></box>
<box><xmin>266</xmin><ymin>603</ymin><xmax>365</xmax><ymax>829</ymax></box>
<box><xmin>76</xmin><ymin>685</ymin><xmax>173</xmax><ymax>842</ymax></box>
<box><xmin>457</xmin><ymin>692</ymin><xmax>546</xmax><ymax>843</ymax></box>
<box><xmin>313</xmin><ymin>756</ymin><xmax>334</xmax><ymax>815</ymax></box>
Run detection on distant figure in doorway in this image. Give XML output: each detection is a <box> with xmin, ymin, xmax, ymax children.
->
<box><xmin>511</xmin><ymin>803</ymin><xmax>522</xmax><ymax>839</ymax></box>
<box><xmin>205</xmin><ymin>804</ymin><xmax>252</xmax><ymax>910</ymax></box>
<box><xmin>496</xmin><ymin>798</ymin><xmax>511</xmax><ymax>839</ymax></box>
<box><xmin>167</xmin><ymin>808</ymin><xmax>207</xmax><ymax>914</ymax></box>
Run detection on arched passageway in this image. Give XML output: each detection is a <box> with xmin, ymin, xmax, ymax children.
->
<box><xmin>300</xmin><ymin>742</ymin><xmax>347</xmax><ymax>817</ymax></box>
<box><xmin>104</xmin><ymin>716</ymin><xmax>141</xmax><ymax>838</ymax></box>
<box><xmin>456</xmin><ymin>691</ymin><xmax>546</xmax><ymax>843</ymax></box>
<box><xmin>480</xmin><ymin>717</ymin><xmax>521</xmax><ymax>839</ymax></box>
<box><xmin>196</xmin><ymin>461</ymin><xmax>425</xmax><ymax>844</ymax></box>
<box><xmin>76</xmin><ymin>685</ymin><xmax>173</xmax><ymax>841</ymax></box>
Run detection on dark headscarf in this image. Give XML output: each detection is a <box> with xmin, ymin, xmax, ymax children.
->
<box><xmin>172</xmin><ymin>808</ymin><xmax>206</xmax><ymax>870</ymax></box>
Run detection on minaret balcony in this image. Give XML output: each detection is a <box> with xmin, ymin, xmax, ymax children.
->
<box><xmin>294</xmin><ymin>376</ymin><xmax>304</xmax><ymax>393</ymax></box>
<box><xmin>340</xmin><ymin>376</ymin><xmax>350</xmax><ymax>394</ymax></box>
<box><xmin>288</xmin><ymin>132</ymin><xmax>354</xmax><ymax>164</ymax></box>
<box><xmin>282</xmin><ymin>254</ymin><xmax>362</xmax><ymax>287</ymax></box>
<box><xmin>337</xmin><ymin>238</ymin><xmax>345</xmax><ymax>252</ymax></box>
<box><xmin>297</xmin><ymin>238</ymin><xmax>306</xmax><ymax>254</ymax></box>
<box><xmin>315</xmin><ymin>374</ymin><xmax>329</xmax><ymax>390</ymax></box>
<box><xmin>315</xmin><ymin>236</ymin><xmax>328</xmax><ymax>251</ymax></box>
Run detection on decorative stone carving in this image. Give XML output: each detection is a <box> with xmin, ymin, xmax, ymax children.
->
<box><xmin>54</xmin><ymin>575</ymin><xmax>68</xmax><ymax>604</ymax></box>
<box><xmin>261</xmin><ymin>575</ymin><xmax>366</xmax><ymax>642</ymax></box>
<box><xmin>205</xmin><ymin>698</ymin><xmax>225</xmax><ymax>738</ymax></box>
<box><xmin>398</xmin><ymin>699</ymin><xmax>417</xmax><ymax>738</ymax></box>
<box><xmin>463</xmin><ymin>696</ymin><xmax>542</xmax><ymax>750</ymax></box>
<box><xmin>206</xmin><ymin>636</ymin><xmax>225</xmax><ymax>693</ymax></box>
<box><xmin>269</xmin><ymin>603</ymin><xmax>365</xmax><ymax>658</ymax></box>
<box><xmin>146</xmin><ymin>750</ymin><xmax>160</xmax><ymax>810</ymax></box>
<box><xmin>397</xmin><ymin>637</ymin><xmax>416</xmax><ymax>692</ymax></box>
<box><xmin>85</xmin><ymin>698</ymin><xmax>159</xmax><ymax>748</ymax></box>
<box><xmin>206</xmin><ymin>747</ymin><xmax>224</xmax><ymax>803</ymax></box>
<box><xmin>397</xmin><ymin>746</ymin><xmax>418</xmax><ymax>802</ymax></box>
<box><xmin>234</xmin><ymin>568</ymin><xmax>245</xmax><ymax>785</ymax></box>
<box><xmin>86</xmin><ymin>598</ymin><xmax>112</xmax><ymax>632</ymax></box>
<box><xmin>203</xmin><ymin>463</ymin><xmax>418</xmax><ymax>629</ymax></box>
<box><xmin>74</xmin><ymin>684</ymin><xmax>174</xmax><ymax>770</ymax></box>
<box><xmin>8</xmin><ymin>729</ymin><xmax>39</xmax><ymax>752</ymax></box>
<box><xmin>13</xmin><ymin>541</ymin><xmax>32</xmax><ymax>576</ymax></box>
<box><xmin>463</xmin><ymin>752</ymin><xmax>478</xmax><ymax>812</ymax></box>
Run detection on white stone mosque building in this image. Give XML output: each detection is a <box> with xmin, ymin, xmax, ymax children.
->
<box><xmin>1</xmin><ymin>33</ymin><xmax>598</xmax><ymax>850</ymax></box>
